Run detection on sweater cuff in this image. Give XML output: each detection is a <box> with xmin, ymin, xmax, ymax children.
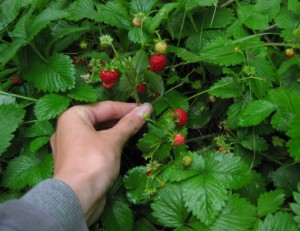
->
<box><xmin>21</xmin><ymin>179</ymin><xmax>88</xmax><ymax>231</ymax></box>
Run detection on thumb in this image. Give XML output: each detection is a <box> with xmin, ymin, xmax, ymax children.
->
<box><xmin>109</xmin><ymin>103</ymin><xmax>152</xmax><ymax>146</ymax></box>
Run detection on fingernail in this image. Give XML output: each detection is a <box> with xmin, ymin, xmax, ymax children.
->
<box><xmin>136</xmin><ymin>103</ymin><xmax>153</xmax><ymax>119</ymax></box>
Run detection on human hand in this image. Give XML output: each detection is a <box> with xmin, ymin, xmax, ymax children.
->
<box><xmin>50</xmin><ymin>101</ymin><xmax>152</xmax><ymax>225</ymax></box>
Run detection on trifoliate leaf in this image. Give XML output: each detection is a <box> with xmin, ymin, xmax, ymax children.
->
<box><xmin>124</xmin><ymin>166</ymin><xmax>150</xmax><ymax>204</ymax></box>
<box><xmin>239</xmin><ymin>100</ymin><xmax>277</xmax><ymax>127</ymax></box>
<box><xmin>24</xmin><ymin>120</ymin><xmax>54</xmax><ymax>138</ymax></box>
<box><xmin>0</xmin><ymin>104</ymin><xmax>25</xmax><ymax>155</ymax></box>
<box><xmin>211</xmin><ymin>194</ymin><xmax>256</xmax><ymax>231</ymax></box>
<box><xmin>255</xmin><ymin>0</ymin><xmax>281</xmax><ymax>19</ymax></box>
<box><xmin>200</xmin><ymin>37</ymin><xmax>245</xmax><ymax>66</ymax></box>
<box><xmin>237</xmin><ymin>5</ymin><xmax>269</xmax><ymax>30</ymax></box>
<box><xmin>257</xmin><ymin>190</ymin><xmax>285</xmax><ymax>217</ymax></box>
<box><xmin>68</xmin><ymin>85</ymin><xmax>97</xmax><ymax>102</ymax></box>
<box><xmin>287</xmin><ymin>119</ymin><xmax>300</xmax><ymax>161</ymax></box>
<box><xmin>34</xmin><ymin>94</ymin><xmax>70</xmax><ymax>120</ymax></box>
<box><xmin>24</xmin><ymin>54</ymin><xmax>76</xmax><ymax>92</ymax></box>
<box><xmin>168</xmin><ymin>45</ymin><xmax>201</xmax><ymax>63</ymax></box>
<box><xmin>180</xmin><ymin>152</ymin><xmax>247</xmax><ymax>224</ymax></box>
<box><xmin>272</xmin><ymin>164</ymin><xmax>300</xmax><ymax>197</ymax></box>
<box><xmin>208</xmin><ymin>77</ymin><xmax>242</xmax><ymax>99</ymax></box>
<box><xmin>256</xmin><ymin>212</ymin><xmax>298</xmax><ymax>231</ymax></box>
<box><xmin>151</xmin><ymin>183</ymin><xmax>189</xmax><ymax>228</ymax></box>
<box><xmin>2</xmin><ymin>152</ymin><xmax>53</xmax><ymax>190</ymax></box>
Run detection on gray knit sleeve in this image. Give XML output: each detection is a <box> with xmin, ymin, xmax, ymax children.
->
<box><xmin>21</xmin><ymin>179</ymin><xmax>88</xmax><ymax>231</ymax></box>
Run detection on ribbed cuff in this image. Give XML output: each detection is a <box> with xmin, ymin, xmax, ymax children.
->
<box><xmin>21</xmin><ymin>179</ymin><xmax>88</xmax><ymax>231</ymax></box>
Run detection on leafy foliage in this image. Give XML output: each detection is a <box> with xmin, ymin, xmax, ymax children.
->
<box><xmin>1</xmin><ymin>0</ymin><xmax>300</xmax><ymax>230</ymax></box>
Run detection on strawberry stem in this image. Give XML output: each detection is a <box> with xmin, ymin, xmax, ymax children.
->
<box><xmin>0</xmin><ymin>90</ymin><xmax>37</xmax><ymax>102</ymax></box>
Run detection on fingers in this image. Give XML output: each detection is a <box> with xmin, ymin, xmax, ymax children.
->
<box><xmin>85</xmin><ymin>101</ymin><xmax>137</xmax><ymax>124</ymax></box>
<box><xmin>109</xmin><ymin>103</ymin><xmax>152</xmax><ymax>146</ymax></box>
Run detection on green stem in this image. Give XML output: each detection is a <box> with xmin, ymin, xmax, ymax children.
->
<box><xmin>0</xmin><ymin>90</ymin><xmax>37</xmax><ymax>102</ymax></box>
<box><xmin>186</xmin><ymin>133</ymin><xmax>221</xmax><ymax>144</ymax></box>
<box><xmin>147</xmin><ymin>118</ymin><xmax>173</xmax><ymax>136</ymax></box>
<box><xmin>187</xmin><ymin>76</ymin><xmax>263</xmax><ymax>101</ymax></box>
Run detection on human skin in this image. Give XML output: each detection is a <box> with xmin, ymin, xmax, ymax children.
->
<box><xmin>50</xmin><ymin>101</ymin><xmax>152</xmax><ymax>225</ymax></box>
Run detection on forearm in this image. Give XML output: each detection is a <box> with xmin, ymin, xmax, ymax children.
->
<box><xmin>0</xmin><ymin>179</ymin><xmax>88</xmax><ymax>231</ymax></box>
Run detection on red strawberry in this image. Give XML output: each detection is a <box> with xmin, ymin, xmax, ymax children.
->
<box><xmin>173</xmin><ymin>134</ymin><xmax>185</xmax><ymax>146</ymax></box>
<box><xmin>136</xmin><ymin>84</ymin><xmax>147</xmax><ymax>93</ymax></box>
<box><xmin>100</xmin><ymin>69</ymin><xmax>119</xmax><ymax>84</ymax></box>
<box><xmin>102</xmin><ymin>82</ymin><xmax>115</xmax><ymax>89</ymax></box>
<box><xmin>146</xmin><ymin>169</ymin><xmax>153</xmax><ymax>176</ymax></box>
<box><xmin>173</xmin><ymin>108</ymin><xmax>188</xmax><ymax>126</ymax></box>
<box><xmin>149</xmin><ymin>54</ymin><xmax>167</xmax><ymax>71</ymax></box>
<box><xmin>12</xmin><ymin>75</ymin><xmax>22</xmax><ymax>85</ymax></box>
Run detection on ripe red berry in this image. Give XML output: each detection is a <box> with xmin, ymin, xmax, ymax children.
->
<box><xmin>154</xmin><ymin>41</ymin><xmax>168</xmax><ymax>54</ymax></box>
<box><xmin>218</xmin><ymin>147</ymin><xmax>224</xmax><ymax>153</ymax></box>
<box><xmin>136</xmin><ymin>84</ymin><xmax>147</xmax><ymax>93</ymax></box>
<box><xmin>173</xmin><ymin>108</ymin><xmax>188</xmax><ymax>126</ymax></box>
<box><xmin>173</xmin><ymin>134</ymin><xmax>185</xmax><ymax>146</ymax></box>
<box><xmin>100</xmin><ymin>69</ymin><xmax>119</xmax><ymax>84</ymax></box>
<box><xmin>12</xmin><ymin>75</ymin><xmax>22</xmax><ymax>85</ymax></box>
<box><xmin>102</xmin><ymin>82</ymin><xmax>115</xmax><ymax>89</ymax></box>
<box><xmin>146</xmin><ymin>169</ymin><xmax>153</xmax><ymax>176</ymax></box>
<box><xmin>149</xmin><ymin>54</ymin><xmax>167</xmax><ymax>71</ymax></box>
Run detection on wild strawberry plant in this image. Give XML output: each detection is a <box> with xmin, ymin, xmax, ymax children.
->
<box><xmin>1</xmin><ymin>0</ymin><xmax>300</xmax><ymax>230</ymax></box>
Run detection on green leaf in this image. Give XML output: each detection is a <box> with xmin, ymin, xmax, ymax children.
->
<box><xmin>227</xmin><ymin>95</ymin><xmax>252</xmax><ymax>129</ymax></box>
<box><xmin>151</xmin><ymin>183</ymin><xmax>189</xmax><ymax>228</ymax></box>
<box><xmin>124</xmin><ymin>166</ymin><xmax>150</xmax><ymax>204</ymax></box>
<box><xmin>68</xmin><ymin>85</ymin><xmax>97</xmax><ymax>102</ymax></box>
<box><xmin>128</xmin><ymin>27</ymin><xmax>151</xmax><ymax>44</ymax></box>
<box><xmin>130</xmin><ymin>0</ymin><xmax>155</xmax><ymax>14</ymax></box>
<box><xmin>144</xmin><ymin>71</ymin><xmax>165</xmax><ymax>96</ymax></box>
<box><xmin>24</xmin><ymin>54</ymin><xmax>76</xmax><ymax>92</ymax></box>
<box><xmin>187</xmin><ymin>100</ymin><xmax>211</xmax><ymax>129</ymax></box>
<box><xmin>0</xmin><ymin>0</ymin><xmax>33</xmax><ymax>25</ymax></box>
<box><xmin>145</xmin><ymin>3</ymin><xmax>179</xmax><ymax>32</ymax></box>
<box><xmin>0</xmin><ymin>94</ymin><xmax>16</xmax><ymax>105</ymax></box>
<box><xmin>211</xmin><ymin>194</ymin><xmax>257</xmax><ymax>231</ymax></box>
<box><xmin>198</xmin><ymin>7</ymin><xmax>234</xmax><ymax>29</ymax></box>
<box><xmin>132</xmin><ymin>49</ymin><xmax>149</xmax><ymax>74</ymax></box>
<box><xmin>180</xmin><ymin>152</ymin><xmax>247</xmax><ymax>224</ymax></box>
<box><xmin>255</xmin><ymin>0</ymin><xmax>281</xmax><ymax>19</ymax></box>
<box><xmin>239</xmin><ymin>133</ymin><xmax>268</xmax><ymax>152</ymax></box>
<box><xmin>238</xmin><ymin>5</ymin><xmax>269</xmax><ymax>30</ymax></box>
<box><xmin>2</xmin><ymin>152</ymin><xmax>53</xmax><ymax>190</ymax></box>
<box><xmin>271</xmin><ymin>109</ymin><xmax>294</xmax><ymax>132</ymax></box>
<box><xmin>0</xmin><ymin>39</ymin><xmax>27</xmax><ymax>69</ymax></box>
<box><xmin>34</xmin><ymin>94</ymin><xmax>70</xmax><ymax>120</ymax></box>
<box><xmin>272</xmin><ymin>164</ymin><xmax>300</xmax><ymax>197</ymax></box>
<box><xmin>257</xmin><ymin>190</ymin><xmax>285</xmax><ymax>217</ymax></box>
<box><xmin>101</xmin><ymin>187</ymin><xmax>133</xmax><ymax>231</ymax></box>
<box><xmin>290</xmin><ymin>183</ymin><xmax>300</xmax><ymax>229</ymax></box>
<box><xmin>288</xmin><ymin>0</ymin><xmax>300</xmax><ymax>15</ymax></box>
<box><xmin>200</xmin><ymin>37</ymin><xmax>245</xmax><ymax>66</ymax></box>
<box><xmin>66</xmin><ymin>0</ymin><xmax>96</xmax><ymax>21</ymax></box>
<box><xmin>0</xmin><ymin>104</ymin><xmax>25</xmax><ymax>155</ymax></box>
<box><xmin>168</xmin><ymin>45</ymin><xmax>201</xmax><ymax>63</ymax></box>
<box><xmin>287</xmin><ymin>119</ymin><xmax>300</xmax><ymax>161</ymax></box>
<box><xmin>239</xmin><ymin>100</ymin><xmax>277</xmax><ymax>127</ymax></box>
<box><xmin>185</xmin><ymin>0</ymin><xmax>217</xmax><ymax>10</ymax></box>
<box><xmin>165</xmin><ymin>90</ymin><xmax>189</xmax><ymax>111</ymax></box>
<box><xmin>133</xmin><ymin>218</ymin><xmax>158</xmax><ymax>231</ymax></box>
<box><xmin>256</xmin><ymin>212</ymin><xmax>298</xmax><ymax>231</ymax></box>
<box><xmin>94</xmin><ymin>2</ymin><xmax>131</xmax><ymax>29</ymax></box>
<box><xmin>24</xmin><ymin>121</ymin><xmax>54</xmax><ymax>138</ymax></box>
<box><xmin>208</xmin><ymin>77</ymin><xmax>242</xmax><ymax>99</ymax></box>
<box><xmin>29</xmin><ymin>136</ymin><xmax>50</xmax><ymax>153</ymax></box>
